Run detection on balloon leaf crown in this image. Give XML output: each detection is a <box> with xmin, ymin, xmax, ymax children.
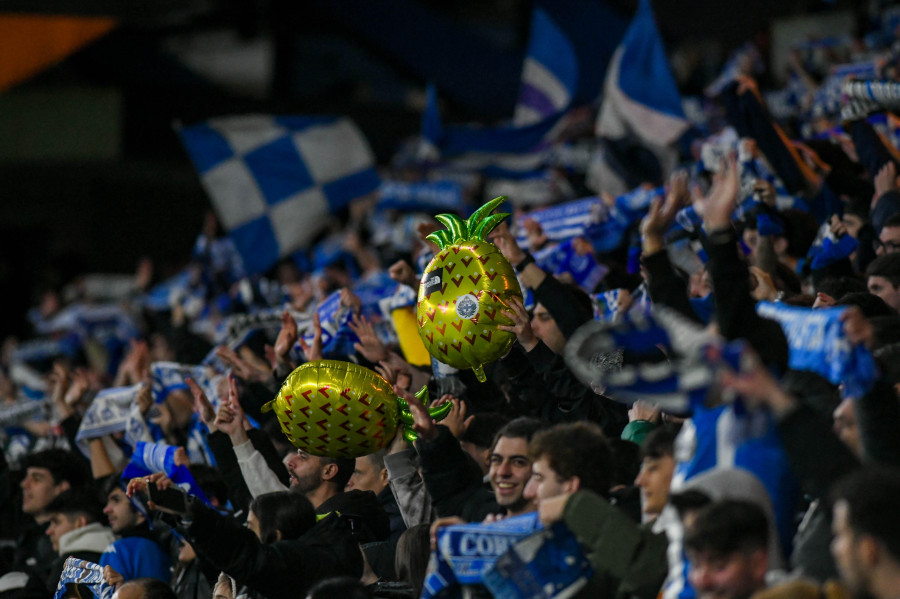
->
<box><xmin>426</xmin><ymin>196</ymin><xmax>510</xmax><ymax>249</ymax></box>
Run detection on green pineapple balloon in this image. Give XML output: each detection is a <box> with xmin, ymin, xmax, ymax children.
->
<box><xmin>416</xmin><ymin>196</ymin><xmax>523</xmax><ymax>382</ymax></box>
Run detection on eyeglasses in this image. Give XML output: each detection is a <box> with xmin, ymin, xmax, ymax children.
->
<box><xmin>873</xmin><ymin>239</ymin><xmax>900</xmax><ymax>253</ymax></box>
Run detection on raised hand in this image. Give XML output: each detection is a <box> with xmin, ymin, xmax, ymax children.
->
<box><xmin>701</xmin><ymin>153</ymin><xmax>740</xmax><ymax>231</ymax></box>
<box><xmin>49</xmin><ymin>363</ymin><xmax>73</xmax><ymax>420</ymax></box>
<box><xmin>749</xmin><ymin>266</ymin><xmax>778</xmax><ymax>302</ymax></box>
<box><xmin>874</xmin><ymin>161</ymin><xmax>898</xmax><ymax>204</ymax></box>
<box><xmin>298</xmin><ymin>312</ymin><xmax>324</xmax><ymax>362</ymax></box>
<box><xmin>441</xmin><ymin>397</ymin><xmax>473</xmax><ymax>439</ymax></box>
<box><xmin>417</xmin><ymin>221</ymin><xmax>442</xmax><ymax>253</ymax></box>
<box><xmin>273</xmin><ymin>310</ymin><xmax>299</xmax><ymax>367</ymax></box>
<box><xmin>644</xmin><ymin>171</ymin><xmax>688</xmax><ymax>239</ymax></box>
<box><xmin>215</xmin><ymin>376</ymin><xmax>249</xmax><ymax>445</ymax></box>
<box><xmin>829</xmin><ymin>214</ymin><xmax>848</xmax><ymax>238</ymax></box>
<box><xmin>628</xmin><ymin>399</ymin><xmax>660</xmax><ymax>424</ymax></box>
<box><xmin>718</xmin><ymin>348</ymin><xmax>795</xmax><ymax>417</ymax></box>
<box><xmin>486</xmin><ymin>221</ymin><xmax>527</xmax><ymax>266</ymax></box>
<box><xmin>348</xmin><ymin>313</ymin><xmax>389</xmax><ymax>363</ymax></box>
<box><xmin>102</xmin><ymin>566</ymin><xmax>124</xmax><ymax>591</ymax></box>
<box><xmin>338</xmin><ymin>288</ymin><xmax>363</xmax><ymax>314</ymax></box>
<box><xmin>135</xmin><ymin>384</ymin><xmax>154</xmax><ymax>417</ymax></box>
<box><xmin>498</xmin><ymin>297</ymin><xmax>537</xmax><ymax>351</ymax></box>
<box><xmin>395</xmin><ymin>384</ymin><xmax>438</xmax><ymax>443</ymax></box>
<box><xmin>215</xmin><ymin>346</ymin><xmax>269</xmax><ymax>383</ymax></box>
<box><xmin>186</xmin><ymin>377</ymin><xmax>216</xmax><ymax>431</ymax></box>
<box><xmin>64</xmin><ymin>368</ymin><xmax>91</xmax><ymax>408</ymax></box>
<box><xmin>388</xmin><ymin>260</ymin><xmax>418</xmax><ymax>288</ymax></box>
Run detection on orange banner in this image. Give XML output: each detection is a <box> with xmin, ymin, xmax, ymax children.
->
<box><xmin>0</xmin><ymin>14</ymin><xmax>117</xmax><ymax>93</ymax></box>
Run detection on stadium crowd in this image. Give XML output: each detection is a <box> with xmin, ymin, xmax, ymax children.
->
<box><xmin>4</xmin><ymin>6</ymin><xmax>900</xmax><ymax>599</ymax></box>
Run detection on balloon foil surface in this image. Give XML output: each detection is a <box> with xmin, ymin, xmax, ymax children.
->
<box><xmin>416</xmin><ymin>197</ymin><xmax>523</xmax><ymax>381</ymax></box>
<box><xmin>263</xmin><ymin>360</ymin><xmax>399</xmax><ymax>458</ymax></box>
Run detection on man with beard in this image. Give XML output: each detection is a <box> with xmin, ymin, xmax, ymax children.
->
<box><xmin>830</xmin><ymin>468</ymin><xmax>900</xmax><ymax>599</ymax></box>
<box><xmin>214</xmin><ymin>382</ymin><xmax>390</xmax><ymax>544</ymax></box>
<box><xmin>282</xmin><ymin>449</ymin><xmax>354</xmax><ymax>510</ymax></box>
<box><xmin>265</xmin><ymin>449</ymin><xmax>390</xmax><ymax>543</ymax></box>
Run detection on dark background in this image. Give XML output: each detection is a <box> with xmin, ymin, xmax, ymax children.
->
<box><xmin>0</xmin><ymin>0</ymin><xmax>870</xmax><ymax>337</ymax></box>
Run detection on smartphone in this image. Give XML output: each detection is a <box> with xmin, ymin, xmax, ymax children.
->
<box><xmin>147</xmin><ymin>482</ymin><xmax>188</xmax><ymax>515</ymax></box>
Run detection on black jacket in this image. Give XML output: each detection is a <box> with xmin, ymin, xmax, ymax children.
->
<box><xmin>317</xmin><ymin>489</ymin><xmax>391</xmax><ymax>544</ymax></box>
<box><xmin>183</xmin><ymin>499</ymin><xmax>363</xmax><ymax>599</ymax></box>
<box><xmin>418</xmin><ymin>426</ymin><xmax>499</xmax><ymax>522</ymax></box>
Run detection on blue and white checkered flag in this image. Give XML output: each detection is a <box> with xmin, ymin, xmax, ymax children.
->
<box><xmin>178</xmin><ymin>115</ymin><xmax>381</xmax><ymax>274</ymax></box>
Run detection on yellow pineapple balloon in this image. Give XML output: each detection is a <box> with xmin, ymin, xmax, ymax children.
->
<box><xmin>417</xmin><ymin>196</ymin><xmax>523</xmax><ymax>382</ymax></box>
<box><xmin>262</xmin><ymin>360</ymin><xmax>451</xmax><ymax>458</ymax></box>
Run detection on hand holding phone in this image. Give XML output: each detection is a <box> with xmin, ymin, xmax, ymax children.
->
<box><xmin>147</xmin><ymin>482</ymin><xmax>188</xmax><ymax>516</ymax></box>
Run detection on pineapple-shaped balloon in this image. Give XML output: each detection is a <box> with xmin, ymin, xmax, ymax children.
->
<box><xmin>417</xmin><ymin>196</ymin><xmax>523</xmax><ymax>382</ymax></box>
<box><xmin>262</xmin><ymin>360</ymin><xmax>452</xmax><ymax>457</ymax></box>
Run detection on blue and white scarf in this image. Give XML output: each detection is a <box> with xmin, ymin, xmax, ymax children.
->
<box><xmin>0</xmin><ymin>399</ymin><xmax>47</xmax><ymax>428</ymax></box>
<box><xmin>150</xmin><ymin>362</ymin><xmax>223</xmax><ymax>409</ymax></box>
<box><xmin>378</xmin><ymin>180</ymin><xmax>464</xmax><ymax>213</ymax></box>
<box><xmin>54</xmin><ymin>558</ymin><xmax>114</xmax><ymax>599</ymax></box>
<box><xmin>515</xmin><ymin>197</ymin><xmax>599</xmax><ymax>249</ymax></box>
<box><xmin>121</xmin><ymin>441</ymin><xmax>213</xmax><ymax>507</ymax></box>
<box><xmin>566</xmin><ymin>307</ymin><xmax>748</xmax><ymax>414</ymax></box>
<box><xmin>75</xmin><ymin>384</ymin><xmax>146</xmax><ymax>456</ymax></box>
<box><xmin>533</xmin><ymin>240</ymin><xmax>608</xmax><ymax>291</ymax></box>
<box><xmin>482</xmin><ymin>522</ymin><xmax>592</xmax><ymax>599</ymax></box>
<box><xmin>11</xmin><ymin>335</ymin><xmax>81</xmax><ymax>364</ymax></box>
<box><xmin>422</xmin><ymin>513</ymin><xmax>542</xmax><ymax>599</ymax></box>
<box><xmin>756</xmin><ymin>303</ymin><xmax>878</xmax><ymax>398</ymax></box>
<box><xmin>300</xmin><ymin>291</ymin><xmax>358</xmax><ymax>358</ymax></box>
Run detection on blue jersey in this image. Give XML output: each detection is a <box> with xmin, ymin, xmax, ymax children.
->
<box><xmin>100</xmin><ymin>536</ymin><xmax>171</xmax><ymax>582</ymax></box>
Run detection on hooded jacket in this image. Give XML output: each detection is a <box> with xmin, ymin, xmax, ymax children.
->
<box><xmin>58</xmin><ymin>522</ymin><xmax>115</xmax><ymax>557</ymax></box>
<box><xmin>46</xmin><ymin>523</ymin><xmax>117</xmax><ymax>593</ymax></box>
<box><xmin>99</xmin><ymin>522</ymin><xmax>172</xmax><ymax>583</ymax></box>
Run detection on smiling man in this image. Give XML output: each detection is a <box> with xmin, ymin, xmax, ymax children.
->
<box><xmin>417</xmin><ymin>416</ymin><xmax>543</xmax><ymax>522</ymax></box>
<box><xmin>490</xmin><ymin>434</ymin><xmax>535</xmax><ymax>515</ymax></box>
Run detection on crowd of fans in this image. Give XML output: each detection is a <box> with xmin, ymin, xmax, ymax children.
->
<box><xmin>5</xmin><ymin>6</ymin><xmax>900</xmax><ymax>599</ymax></box>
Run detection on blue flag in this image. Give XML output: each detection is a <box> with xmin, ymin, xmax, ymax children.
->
<box><xmin>513</xmin><ymin>8</ymin><xmax>578</xmax><ymax>126</ymax></box>
<box><xmin>178</xmin><ymin>115</ymin><xmax>381</xmax><ymax>274</ymax></box>
<box><xmin>597</xmin><ymin>0</ymin><xmax>688</xmax><ymax>146</ymax></box>
<box><xmin>420</xmin><ymin>84</ymin><xmax>558</xmax><ymax>180</ymax></box>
